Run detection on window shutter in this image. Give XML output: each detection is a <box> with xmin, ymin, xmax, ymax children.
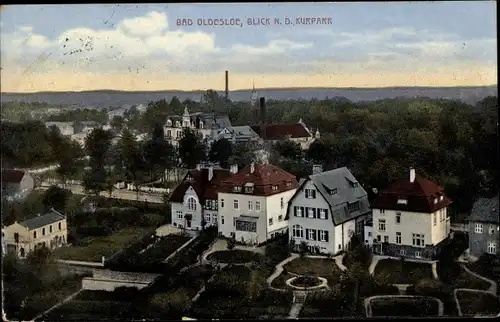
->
<box><xmin>312</xmin><ymin>190</ymin><xmax>316</xmax><ymax>198</ymax></box>
<box><xmin>294</xmin><ymin>206</ymin><xmax>297</xmax><ymax>217</ymax></box>
<box><xmin>305</xmin><ymin>229</ymin><xmax>310</xmax><ymax>240</ymax></box>
<box><xmin>324</xmin><ymin>209</ymin><xmax>329</xmax><ymax>220</ymax></box>
<box><xmin>300</xmin><ymin>207</ymin><xmax>305</xmax><ymax>217</ymax></box>
<box><xmin>324</xmin><ymin>230</ymin><xmax>329</xmax><ymax>242</ymax></box>
<box><xmin>312</xmin><ymin>208</ymin><xmax>317</xmax><ymax>219</ymax></box>
<box><xmin>312</xmin><ymin>230</ymin><xmax>317</xmax><ymax>241</ymax></box>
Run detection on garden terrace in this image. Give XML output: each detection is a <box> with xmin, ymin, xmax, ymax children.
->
<box><xmin>455</xmin><ymin>290</ymin><xmax>500</xmax><ymax>317</ymax></box>
<box><xmin>468</xmin><ymin>254</ymin><xmax>500</xmax><ymax>293</ymax></box>
<box><xmin>42</xmin><ymin>288</ymin><xmax>139</xmax><ymax>320</ymax></box>
<box><xmin>368</xmin><ymin>296</ymin><xmax>442</xmax><ymax>317</ymax></box>
<box><xmin>373</xmin><ymin>258</ymin><xmax>434</xmax><ymax>284</ymax></box>
<box><xmin>279</xmin><ymin>257</ymin><xmax>342</xmax><ymax>288</ymax></box>
<box><xmin>54</xmin><ymin>227</ymin><xmax>153</xmax><ymax>262</ymax></box>
<box><xmin>189</xmin><ymin>265</ymin><xmax>292</xmax><ymax>319</ymax></box>
<box><xmin>126</xmin><ymin>264</ymin><xmax>215</xmax><ymax>320</ymax></box>
<box><xmin>206</xmin><ymin>249</ymin><xmax>263</xmax><ymax>264</ymax></box>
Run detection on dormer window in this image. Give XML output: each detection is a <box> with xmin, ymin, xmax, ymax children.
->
<box><xmin>233</xmin><ymin>186</ymin><xmax>242</xmax><ymax>192</ymax></box>
<box><xmin>348</xmin><ymin>201</ymin><xmax>360</xmax><ymax>213</ymax></box>
<box><xmin>285</xmin><ymin>181</ymin><xmax>292</xmax><ymax>187</ymax></box>
<box><xmin>440</xmin><ymin>196</ymin><xmax>443</xmax><ymax>201</ymax></box>
<box><xmin>272</xmin><ymin>185</ymin><xmax>279</xmax><ymax>191</ymax></box>
<box><xmin>330</xmin><ymin>188</ymin><xmax>338</xmax><ymax>195</ymax></box>
<box><xmin>397</xmin><ymin>199</ymin><xmax>408</xmax><ymax>205</ymax></box>
<box><xmin>186</xmin><ymin>174</ymin><xmax>193</xmax><ymax>181</ymax></box>
<box><xmin>166</xmin><ymin>120</ymin><xmax>172</xmax><ymax>126</ymax></box>
<box><xmin>433</xmin><ymin>198</ymin><xmax>437</xmax><ymax>204</ymax></box>
<box><xmin>351</xmin><ymin>182</ymin><xmax>359</xmax><ymax>188</ymax></box>
<box><xmin>244</xmin><ymin>182</ymin><xmax>254</xmax><ymax>193</ymax></box>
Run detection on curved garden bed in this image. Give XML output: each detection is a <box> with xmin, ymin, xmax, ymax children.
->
<box><xmin>206</xmin><ymin>250</ymin><xmax>262</xmax><ymax>264</ymax></box>
<box><xmin>290</xmin><ymin>276</ymin><xmax>322</xmax><ymax>288</ymax></box>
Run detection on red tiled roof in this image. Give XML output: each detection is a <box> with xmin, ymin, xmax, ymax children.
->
<box><xmin>250</xmin><ymin>123</ymin><xmax>311</xmax><ymax>140</ymax></box>
<box><xmin>371</xmin><ymin>175</ymin><xmax>453</xmax><ymax>213</ymax></box>
<box><xmin>219</xmin><ymin>163</ymin><xmax>298</xmax><ymax>197</ymax></box>
<box><xmin>1</xmin><ymin>170</ymin><xmax>26</xmax><ymax>183</ymax></box>
<box><xmin>169</xmin><ymin>168</ymin><xmax>232</xmax><ymax>203</ymax></box>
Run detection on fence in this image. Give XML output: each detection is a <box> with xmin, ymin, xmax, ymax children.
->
<box><xmin>56</xmin><ymin>259</ymin><xmax>104</xmax><ymax>267</ymax></box>
<box><xmin>126</xmin><ymin>183</ymin><xmax>169</xmax><ymax>194</ymax></box>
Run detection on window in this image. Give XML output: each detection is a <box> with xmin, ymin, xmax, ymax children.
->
<box><xmin>295</xmin><ymin>206</ymin><xmax>303</xmax><ymax>217</ymax></box>
<box><xmin>205</xmin><ymin>214</ymin><xmax>211</xmax><ymax>223</ymax></box>
<box><xmin>378</xmin><ymin>219</ymin><xmax>386</xmax><ymax>232</ymax></box>
<box><xmin>176</xmin><ymin>131</ymin><xmax>181</xmax><ymax>138</ymax></box>
<box><xmin>187</xmin><ymin>197</ymin><xmax>197</xmax><ymax>211</ymax></box>
<box><xmin>33</xmin><ymin>231</ymin><xmax>37</xmax><ymax>239</ymax></box>
<box><xmin>167</xmin><ymin>130</ymin><xmax>171</xmax><ymax>137</ymax></box>
<box><xmin>221</xmin><ymin>199</ymin><xmax>225</xmax><ymax>208</ymax></box>
<box><xmin>255</xmin><ymin>201</ymin><xmax>261</xmax><ymax>211</ymax></box>
<box><xmin>412</xmin><ymin>233</ymin><xmax>425</xmax><ymax>247</ymax></box>
<box><xmin>49</xmin><ymin>225</ymin><xmax>53</xmax><ymax>233</ymax></box>
<box><xmin>319</xmin><ymin>209</ymin><xmax>326</xmax><ymax>219</ymax></box>
<box><xmin>278</xmin><ymin>215</ymin><xmax>283</xmax><ymax>222</ymax></box>
<box><xmin>338</xmin><ymin>244</ymin><xmax>342</xmax><ymax>250</ymax></box>
<box><xmin>308</xmin><ymin>229</ymin><xmax>315</xmax><ymax>240</ymax></box>
<box><xmin>380</xmin><ymin>209</ymin><xmax>385</xmax><ymax>214</ymax></box>
<box><xmin>330</xmin><ymin>188</ymin><xmax>338</xmax><ymax>195</ymax></box>
<box><xmin>269</xmin><ymin>218</ymin><xmax>273</xmax><ymax>226</ymax></box>
<box><xmin>433</xmin><ymin>198</ymin><xmax>437</xmax><ymax>204</ymax></box>
<box><xmin>489</xmin><ymin>225</ymin><xmax>496</xmax><ymax>235</ymax></box>
<box><xmin>221</xmin><ymin>216</ymin><xmax>225</xmax><ymax>225</ymax></box>
<box><xmin>233</xmin><ymin>186</ymin><xmax>242</xmax><ymax>192</ymax></box>
<box><xmin>487</xmin><ymin>242</ymin><xmax>497</xmax><ymax>254</ymax></box>
<box><xmin>236</xmin><ymin>220</ymin><xmax>257</xmax><ymax>232</ymax></box>
<box><xmin>177</xmin><ymin>211</ymin><xmax>183</xmax><ymax>219</ymax></box>
<box><xmin>319</xmin><ymin>230</ymin><xmax>329</xmax><ymax>242</ymax></box>
<box><xmin>415</xmin><ymin>251</ymin><xmax>421</xmax><ymax>258</ymax></box>
<box><xmin>308</xmin><ymin>208</ymin><xmax>315</xmax><ymax>219</ymax></box>
<box><xmin>272</xmin><ymin>185</ymin><xmax>279</xmax><ymax>191</ymax></box>
<box><xmin>280</xmin><ymin>197</ymin><xmax>284</xmax><ymax>209</ymax></box>
<box><xmin>368</xmin><ymin>232</ymin><xmax>372</xmax><ymax>237</ymax></box>
<box><xmin>377</xmin><ymin>235</ymin><xmax>381</xmax><ymax>242</ymax></box>
<box><xmin>396</xmin><ymin>212</ymin><xmax>401</xmax><ymax>224</ymax></box>
<box><xmin>396</xmin><ymin>232</ymin><xmax>402</xmax><ymax>244</ymax></box>
<box><xmin>351</xmin><ymin>182</ymin><xmax>359</xmax><ymax>188</ymax></box>
<box><xmin>233</xmin><ymin>199</ymin><xmax>239</xmax><ymax>210</ymax></box>
<box><xmin>292</xmin><ymin>225</ymin><xmax>304</xmax><ymax>238</ymax></box>
<box><xmin>433</xmin><ymin>212</ymin><xmax>436</xmax><ymax>226</ymax></box>
<box><xmin>233</xmin><ymin>217</ymin><xmax>237</xmax><ymax>226</ymax></box>
<box><xmin>440</xmin><ymin>196</ymin><xmax>443</xmax><ymax>201</ymax></box>
<box><xmin>384</xmin><ymin>236</ymin><xmax>389</xmax><ymax>243</ymax></box>
<box><xmin>42</xmin><ymin>228</ymin><xmax>45</xmax><ymax>235</ymax></box>
<box><xmin>248</xmin><ymin>201</ymin><xmax>253</xmax><ymax>210</ymax></box>
<box><xmin>305</xmin><ymin>189</ymin><xmax>316</xmax><ymax>199</ymax></box>
<box><xmin>348</xmin><ymin>201</ymin><xmax>360</xmax><ymax>213</ymax></box>
<box><xmin>475</xmin><ymin>223</ymin><xmax>483</xmax><ymax>234</ymax></box>
<box><xmin>400</xmin><ymin>249</ymin><xmax>406</xmax><ymax>256</ymax></box>
<box><xmin>58</xmin><ymin>222</ymin><xmax>62</xmax><ymax>230</ymax></box>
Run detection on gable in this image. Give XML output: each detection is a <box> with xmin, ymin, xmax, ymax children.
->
<box><xmin>285</xmin><ymin>179</ymin><xmax>330</xmax><ymax>220</ymax></box>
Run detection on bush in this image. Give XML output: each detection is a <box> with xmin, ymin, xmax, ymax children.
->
<box><xmin>226</xmin><ymin>238</ymin><xmax>235</xmax><ymax>250</ymax></box>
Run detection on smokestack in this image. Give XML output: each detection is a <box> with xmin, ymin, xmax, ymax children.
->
<box><xmin>259</xmin><ymin>97</ymin><xmax>266</xmax><ymax>141</ymax></box>
<box><xmin>225</xmin><ymin>71</ymin><xmax>229</xmax><ymax>100</ymax></box>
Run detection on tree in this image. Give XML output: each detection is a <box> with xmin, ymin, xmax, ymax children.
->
<box><xmin>169</xmin><ymin>96</ymin><xmax>185</xmax><ymax>115</ymax></box>
<box><xmin>230</xmin><ymin>142</ymin><xmax>257</xmax><ymax>168</ymax></box>
<box><xmin>299</xmin><ymin>241</ymin><xmax>308</xmax><ymax>257</ymax></box>
<box><xmin>273</xmin><ymin>139</ymin><xmax>302</xmax><ymax>161</ymax></box>
<box><xmin>56</xmin><ymin>140</ymin><xmax>84</xmax><ymax>185</ymax></box>
<box><xmin>209</xmin><ymin>138</ymin><xmax>233</xmax><ymax>168</ymax></box>
<box><xmin>42</xmin><ymin>186</ymin><xmax>71</xmax><ymax>212</ymax></box>
<box><xmin>307</xmin><ymin>140</ymin><xmax>332</xmax><ymax>165</ymax></box>
<box><xmin>143</xmin><ymin>123</ymin><xmax>177</xmax><ymax>183</ymax></box>
<box><xmin>110</xmin><ymin>115</ymin><xmax>125</xmax><ymax>132</ymax></box>
<box><xmin>83</xmin><ymin>128</ymin><xmax>113</xmax><ymax>195</ymax></box>
<box><xmin>178</xmin><ymin>128</ymin><xmax>206</xmax><ymax>169</ymax></box>
<box><xmin>120</xmin><ymin>128</ymin><xmax>147</xmax><ymax>198</ymax></box>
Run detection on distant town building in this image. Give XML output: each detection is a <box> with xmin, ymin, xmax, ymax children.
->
<box><xmin>212</xmin><ymin>126</ymin><xmax>261</xmax><ymax>144</ymax></box>
<box><xmin>250</xmin><ymin>119</ymin><xmax>319</xmax><ymax>149</ymax></box>
<box><xmin>45</xmin><ymin>121</ymin><xmax>75</xmax><ymax>136</ymax></box>
<box><xmin>164</xmin><ymin>106</ymin><xmax>232</xmax><ymax>147</ymax></box>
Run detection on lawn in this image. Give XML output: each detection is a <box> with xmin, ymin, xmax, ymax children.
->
<box><xmin>206</xmin><ymin>249</ymin><xmax>263</xmax><ymax>264</ymax></box>
<box><xmin>189</xmin><ymin>265</ymin><xmax>292</xmax><ymax>319</ymax></box>
<box><xmin>141</xmin><ymin>234</ymin><xmax>191</xmax><ymax>262</ymax></box>
<box><xmin>455</xmin><ymin>290</ymin><xmax>500</xmax><ymax>316</ymax></box>
<box><xmin>369</xmin><ymin>296</ymin><xmax>442</xmax><ymax>317</ymax></box>
<box><xmin>54</xmin><ymin>227</ymin><xmax>153</xmax><ymax>262</ymax></box>
<box><xmin>373</xmin><ymin>258</ymin><xmax>434</xmax><ymax>284</ymax></box>
<box><xmin>43</xmin><ymin>289</ymin><xmax>140</xmax><ymax>320</ymax></box>
<box><xmin>468</xmin><ymin>254</ymin><xmax>500</xmax><ymax>294</ymax></box>
<box><xmin>280</xmin><ymin>257</ymin><xmax>342</xmax><ymax>287</ymax></box>
<box><xmin>438</xmin><ymin>260</ymin><xmax>492</xmax><ymax>290</ymax></box>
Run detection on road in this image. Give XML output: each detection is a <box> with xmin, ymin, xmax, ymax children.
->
<box><xmin>37</xmin><ymin>183</ymin><xmax>164</xmax><ymax>204</ymax></box>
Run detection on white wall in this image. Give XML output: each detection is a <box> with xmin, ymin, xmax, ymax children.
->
<box><xmin>265</xmin><ymin>189</ymin><xmax>296</xmax><ymax>238</ymax></box>
<box><xmin>288</xmin><ymin>180</ymin><xmax>335</xmax><ymax>253</ymax></box>
<box><xmin>372</xmin><ymin>208</ymin><xmax>449</xmax><ymax>246</ymax></box>
<box><xmin>171</xmin><ymin>186</ymin><xmax>203</xmax><ymax>230</ymax></box>
<box><xmin>364</xmin><ymin>225</ymin><xmax>373</xmax><ymax>246</ymax></box>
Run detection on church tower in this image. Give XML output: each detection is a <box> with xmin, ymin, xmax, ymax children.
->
<box><xmin>250</xmin><ymin>81</ymin><xmax>258</xmax><ymax>107</ymax></box>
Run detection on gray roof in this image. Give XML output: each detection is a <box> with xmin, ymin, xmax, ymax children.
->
<box><xmin>466</xmin><ymin>195</ymin><xmax>499</xmax><ymax>223</ymax></box>
<box><xmin>288</xmin><ymin>167</ymin><xmax>371</xmax><ymax>225</ymax></box>
<box><xmin>167</xmin><ymin>113</ymin><xmax>232</xmax><ymax>129</ymax></box>
<box><xmin>19</xmin><ymin>210</ymin><xmax>65</xmax><ymax>230</ymax></box>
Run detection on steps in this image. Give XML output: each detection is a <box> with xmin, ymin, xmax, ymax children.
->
<box><xmin>293</xmin><ymin>291</ymin><xmax>307</xmax><ymax>304</ymax></box>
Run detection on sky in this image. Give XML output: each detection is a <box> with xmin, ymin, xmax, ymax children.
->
<box><xmin>0</xmin><ymin>2</ymin><xmax>497</xmax><ymax>92</ymax></box>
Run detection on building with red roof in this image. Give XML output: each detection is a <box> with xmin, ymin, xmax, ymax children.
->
<box><xmin>250</xmin><ymin>119</ymin><xmax>320</xmax><ymax>150</ymax></box>
<box><xmin>370</xmin><ymin>168</ymin><xmax>453</xmax><ymax>260</ymax></box>
<box><xmin>169</xmin><ymin>164</ymin><xmax>234</xmax><ymax>230</ymax></box>
<box><xmin>217</xmin><ymin>162</ymin><xmax>298</xmax><ymax>245</ymax></box>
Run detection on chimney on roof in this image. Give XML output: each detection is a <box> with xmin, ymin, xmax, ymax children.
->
<box><xmin>196</xmin><ymin>164</ymin><xmax>201</xmax><ymax>171</ymax></box>
<box><xmin>250</xmin><ymin>162</ymin><xmax>255</xmax><ymax>174</ymax></box>
<box><xmin>312</xmin><ymin>164</ymin><xmax>323</xmax><ymax>175</ymax></box>
<box><xmin>208</xmin><ymin>166</ymin><xmax>214</xmax><ymax>181</ymax></box>
<box><xmin>259</xmin><ymin>97</ymin><xmax>267</xmax><ymax>141</ymax></box>
<box><xmin>230</xmin><ymin>164</ymin><xmax>238</xmax><ymax>174</ymax></box>
<box><xmin>225</xmin><ymin>71</ymin><xmax>229</xmax><ymax>100</ymax></box>
<box><xmin>410</xmin><ymin>168</ymin><xmax>416</xmax><ymax>183</ymax></box>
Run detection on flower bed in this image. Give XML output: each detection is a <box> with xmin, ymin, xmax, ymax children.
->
<box><xmin>290</xmin><ymin>276</ymin><xmax>322</xmax><ymax>288</ymax></box>
<box><xmin>373</xmin><ymin>259</ymin><xmax>434</xmax><ymax>284</ymax></box>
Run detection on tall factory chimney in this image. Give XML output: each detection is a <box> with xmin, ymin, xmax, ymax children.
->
<box><xmin>225</xmin><ymin>70</ymin><xmax>229</xmax><ymax>100</ymax></box>
<box><xmin>259</xmin><ymin>97</ymin><xmax>267</xmax><ymax>141</ymax></box>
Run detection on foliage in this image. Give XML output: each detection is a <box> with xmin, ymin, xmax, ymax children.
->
<box><xmin>42</xmin><ymin>185</ymin><xmax>72</xmax><ymax>212</ymax></box>
<box><xmin>178</xmin><ymin>127</ymin><xmax>206</xmax><ymax>168</ymax></box>
<box><xmin>299</xmin><ymin>241</ymin><xmax>308</xmax><ymax>257</ymax></box>
<box><xmin>226</xmin><ymin>238</ymin><xmax>236</xmax><ymax>250</ymax></box>
<box><xmin>343</xmin><ymin>235</ymin><xmax>373</xmax><ymax>270</ymax></box>
<box><xmin>209</xmin><ymin>138</ymin><xmax>233</xmax><ymax>168</ymax></box>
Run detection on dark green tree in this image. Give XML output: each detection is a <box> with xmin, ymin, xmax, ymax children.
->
<box><xmin>209</xmin><ymin>138</ymin><xmax>233</xmax><ymax>168</ymax></box>
<box><xmin>178</xmin><ymin>128</ymin><xmax>206</xmax><ymax>169</ymax></box>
